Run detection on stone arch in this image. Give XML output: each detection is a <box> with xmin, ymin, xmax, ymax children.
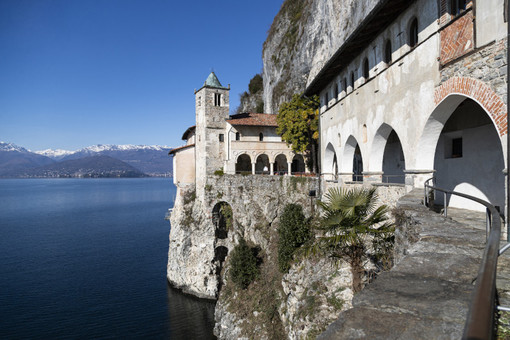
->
<box><xmin>235</xmin><ymin>153</ymin><xmax>251</xmax><ymax>173</ymax></box>
<box><xmin>324</xmin><ymin>142</ymin><xmax>338</xmax><ymax>175</ymax></box>
<box><xmin>416</xmin><ymin>79</ymin><xmax>507</xmax><ymax>170</ymax></box>
<box><xmin>434</xmin><ymin>77</ymin><xmax>507</xmax><ymax>136</ymax></box>
<box><xmin>341</xmin><ymin>136</ymin><xmax>359</xmax><ymax>172</ymax></box>
<box><xmin>255</xmin><ymin>154</ymin><xmax>270</xmax><ymax>174</ymax></box>
<box><xmin>370</xmin><ymin>124</ymin><xmax>406</xmax><ymax>184</ymax></box>
<box><xmin>212</xmin><ymin>201</ymin><xmax>233</xmax><ymax>240</ymax></box>
<box><xmin>274</xmin><ymin>154</ymin><xmax>288</xmax><ymax>175</ymax></box>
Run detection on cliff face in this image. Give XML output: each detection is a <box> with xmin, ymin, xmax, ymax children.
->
<box><xmin>262</xmin><ymin>0</ymin><xmax>382</xmax><ymax>114</ymax></box>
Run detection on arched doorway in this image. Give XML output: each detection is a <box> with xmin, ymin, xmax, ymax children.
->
<box><xmin>370</xmin><ymin>123</ymin><xmax>405</xmax><ymax>184</ymax></box>
<box><xmin>255</xmin><ymin>154</ymin><xmax>270</xmax><ymax>174</ymax></box>
<box><xmin>432</xmin><ymin>98</ymin><xmax>505</xmax><ymax>211</ymax></box>
<box><xmin>324</xmin><ymin>143</ymin><xmax>338</xmax><ymax>179</ymax></box>
<box><xmin>291</xmin><ymin>154</ymin><xmax>305</xmax><ymax>175</ymax></box>
<box><xmin>353</xmin><ymin>145</ymin><xmax>363</xmax><ymax>182</ymax></box>
<box><xmin>382</xmin><ymin>131</ymin><xmax>405</xmax><ymax>184</ymax></box>
<box><xmin>235</xmin><ymin>154</ymin><xmax>251</xmax><ymax>174</ymax></box>
<box><xmin>341</xmin><ymin>136</ymin><xmax>363</xmax><ymax>182</ymax></box>
<box><xmin>274</xmin><ymin>154</ymin><xmax>287</xmax><ymax>175</ymax></box>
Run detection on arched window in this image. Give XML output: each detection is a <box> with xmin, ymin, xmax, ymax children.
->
<box><xmin>235</xmin><ymin>132</ymin><xmax>240</xmax><ymax>141</ymax></box>
<box><xmin>334</xmin><ymin>83</ymin><xmax>339</xmax><ymax>100</ymax></box>
<box><xmin>350</xmin><ymin>71</ymin><xmax>355</xmax><ymax>90</ymax></box>
<box><xmin>259</xmin><ymin>133</ymin><xmax>264</xmax><ymax>141</ymax></box>
<box><xmin>214</xmin><ymin>93</ymin><xmax>221</xmax><ymax>106</ymax></box>
<box><xmin>409</xmin><ymin>18</ymin><xmax>418</xmax><ymax>48</ymax></box>
<box><xmin>362</xmin><ymin>58</ymin><xmax>369</xmax><ymax>80</ymax></box>
<box><xmin>324</xmin><ymin>91</ymin><xmax>329</xmax><ymax>108</ymax></box>
<box><xmin>342</xmin><ymin>78</ymin><xmax>347</xmax><ymax>93</ymax></box>
<box><xmin>384</xmin><ymin>40</ymin><xmax>392</xmax><ymax>64</ymax></box>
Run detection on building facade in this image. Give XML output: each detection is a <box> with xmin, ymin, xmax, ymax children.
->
<box><xmin>170</xmin><ymin>72</ymin><xmax>307</xmax><ymax>189</ymax></box>
<box><xmin>305</xmin><ymin>0</ymin><xmax>507</xmax><ymax>212</ymax></box>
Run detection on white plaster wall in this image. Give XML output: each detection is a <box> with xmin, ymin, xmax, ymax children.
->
<box><xmin>173</xmin><ymin>147</ymin><xmax>196</xmax><ymax>186</ymax></box>
<box><xmin>476</xmin><ymin>0</ymin><xmax>507</xmax><ymax>46</ymax></box>
<box><xmin>320</xmin><ymin>1</ymin><xmax>440</xmax><ymax>177</ymax></box>
<box><xmin>434</xmin><ymin>124</ymin><xmax>505</xmax><ymax>211</ymax></box>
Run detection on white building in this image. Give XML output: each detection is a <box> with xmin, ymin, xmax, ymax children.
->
<box><xmin>305</xmin><ymin>0</ymin><xmax>507</xmax><ymax>212</ymax></box>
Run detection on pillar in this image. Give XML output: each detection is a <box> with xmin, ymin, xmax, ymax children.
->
<box><xmin>251</xmin><ymin>162</ymin><xmax>256</xmax><ymax>175</ymax></box>
<box><xmin>270</xmin><ymin>162</ymin><xmax>274</xmax><ymax>176</ymax></box>
<box><xmin>287</xmin><ymin>162</ymin><xmax>292</xmax><ymax>176</ymax></box>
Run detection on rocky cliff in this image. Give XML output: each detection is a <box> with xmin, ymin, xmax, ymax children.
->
<box><xmin>262</xmin><ymin>0</ymin><xmax>382</xmax><ymax>114</ymax></box>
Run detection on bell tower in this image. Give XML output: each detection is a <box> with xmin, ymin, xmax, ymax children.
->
<box><xmin>194</xmin><ymin>72</ymin><xmax>230</xmax><ymax>189</ymax></box>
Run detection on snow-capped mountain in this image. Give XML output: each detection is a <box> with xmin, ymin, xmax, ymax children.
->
<box><xmin>0</xmin><ymin>142</ymin><xmax>173</xmax><ymax>177</ymax></box>
<box><xmin>34</xmin><ymin>148</ymin><xmax>74</xmax><ymax>160</ymax></box>
<box><xmin>0</xmin><ymin>142</ymin><xmax>55</xmax><ymax>176</ymax></box>
<box><xmin>0</xmin><ymin>141</ymin><xmax>31</xmax><ymax>153</ymax></box>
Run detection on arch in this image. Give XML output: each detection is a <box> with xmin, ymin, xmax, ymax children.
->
<box><xmin>370</xmin><ymin>123</ymin><xmax>396</xmax><ymax>172</ymax></box>
<box><xmin>235</xmin><ymin>132</ymin><xmax>240</xmax><ymax>141</ymax></box>
<box><xmin>255</xmin><ymin>154</ymin><xmax>270</xmax><ymax>174</ymax></box>
<box><xmin>259</xmin><ymin>133</ymin><xmax>264</xmax><ymax>141</ymax></box>
<box><xmin>431</xmin><ymin>98</ymin><xmax>505</xmax><ymax>211</ymax></box>
<box><xmin>350</xmin><ymin>71</ymin><xmax>355</xmax><ymax>90</ymax></box>
<box><xmin>434</xmin><ymin>77</ymin><xmax>507</xmax><ymax>136</ymax></box>
<box><xmin>324</xmin><ymin>143</ymin><xmax>338</xmax><ymax>176</ymax></box>
<box><xmin>274</xmin><ymin>154</ymin><xmax>288</xmax><ymax>175</ymax></box>
<box><xmin>212</xmin><ymin>201</ymin><xmax>233</xmax><ymax>239</ymax></box>
<box><xmin>291</xmin><ymin>154</ymin><xmax>306</xmax><ymax>174</ymax></box>
<box><xmin>417</xmin><ymin>78</ymin><xmax>507</xmax><ymax>170</ymax></box>
<box><xmin>235</xmin><ymin>154</ymin><xmax>251</xmax><ymax>173</ymax></box>
<box><xmin>341</xmin><ymin>136</ymin><xmax>363</xmax><ymax>181</ymax></box>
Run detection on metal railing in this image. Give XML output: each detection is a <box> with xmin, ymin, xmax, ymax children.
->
<box><xmin>423</xmin><ymin>177</ymin><xmax>507</xmax><ymax>339</ymax></box>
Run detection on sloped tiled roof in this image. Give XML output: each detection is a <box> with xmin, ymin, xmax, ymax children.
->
<box><xmin>226</xmin><ymin>112</ymin><xmax>278</xmax><ymax>127</ymax></box>
<box><xmin>168</xmin><ymin>144</ymin><xmax>195</xmax><ymax>155</ymax></box>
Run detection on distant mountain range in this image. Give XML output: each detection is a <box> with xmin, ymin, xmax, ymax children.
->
<box><xmin>0</xmin><ymin>142</ymin><xmax>172</xmax><ymax>178</ymax></box>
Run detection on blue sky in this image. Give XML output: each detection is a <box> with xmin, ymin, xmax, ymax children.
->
<box><xmin>0</xmin><ymin>0</ymin><xmax>283</xmax><ymax>151</ymax></box>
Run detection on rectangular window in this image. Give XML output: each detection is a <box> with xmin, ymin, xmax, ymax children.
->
<box><xmin>451</xmin><ymin>138</ymin><xmax>462</xmax><ymax>158</ymax></box>
<box><xmin>219</xmin><ymin>134</ymin><xmax>224</xmax><ymax>142</ymax></box>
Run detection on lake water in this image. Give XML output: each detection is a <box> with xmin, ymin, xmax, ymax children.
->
<box><xmin>0</xmin><ymin>178</ymin><xmax>215</xmax><ymax>339</ymax></box>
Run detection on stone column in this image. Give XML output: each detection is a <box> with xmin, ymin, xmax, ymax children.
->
<box><xmin>404</xmin><ymin>169</ymin><xmax>435</xmax><ymax>189</ymax></box>
<box><xmin>287</xmin><ymin>162</ymin><xmax>292</xmax><ymax>176</ymax></box>
<box><xmin>270</xmin><ymin>162</ymin><xmax>274</xmax><ymax>176</ymax></box>
<box><xmin>362</xmin><ymin>171</ymin><xmax>383</xmax><ymax>184</ymax></box>
<box><xmin>251</xmin><ymin>162</ymin><xmax>256</xmax><ymax>175</ymax></box>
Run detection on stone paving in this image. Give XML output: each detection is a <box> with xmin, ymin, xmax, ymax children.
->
<box><xmin>318</xmin><ymin>189</ymin><xmax>506</xmax><ymax>339</ymax></box>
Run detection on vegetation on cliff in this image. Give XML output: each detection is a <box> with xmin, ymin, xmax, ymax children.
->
<box><xmin>276</xmin><ymin>93</ymin><xmax>319</xmax><ymax>173</ymax></box>
<box><xmin>306</xmin><ymin>187</ymin><xmax>394</xmax><ymax>292</ymax></box>
<box><xmin>229</xmin><ymin>238</ymin><xmax>261</xmax><ymax>289</ymax></box>
<box><xmin>237</xmin><ymin>74</ymin><xmax>264</xmax><ymax>113</ymax></box>
<box><xmin>277</xmin><ymin>203</ymin><xmax>312</xmax><ymax>273</ymax></box>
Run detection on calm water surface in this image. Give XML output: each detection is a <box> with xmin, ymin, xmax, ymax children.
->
<box><xmin>0</xmin><ymin>178</ymin><xmax>215</xmax><ymax>339</ymax></box>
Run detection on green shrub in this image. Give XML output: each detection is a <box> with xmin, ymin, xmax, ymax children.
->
<box><xmin>248</xmin><ymin>74</ymin><xmax>263</xmax><ymax>94</ymax></box>
<box><xmin>229</xmin><ymin>238</ymin><xmax>260</xmax><ymax>289</ymax></box>
<box><xmin>214</xmin><ymin>169</ymin><xmax>224</xmax><ymax>176</ymax></box>
<box><xmin>278</xmin><ymin>204</ymin><xmax>311</xmax><ymax>273</ymax></box>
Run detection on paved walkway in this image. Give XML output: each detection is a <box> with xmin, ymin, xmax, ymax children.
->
<box><xmin>319</xmin><ymin>189</ymin><xmax>489</xmax><ymax>339</ymax></box>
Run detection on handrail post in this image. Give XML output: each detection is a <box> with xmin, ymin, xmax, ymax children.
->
<box><xmin>444</xmin><ymin>192</ymin><xmax>447</xmax><ymax>217</ymax></box>
<box><xmin>424</xmin><ymin>184</ymin><xmax>428</xmax><ymax>207</ymax></box>
<box><xmin>486</xmin><ymin>207</ymin><xmax>491</xmax><ymax>242</ymax></box>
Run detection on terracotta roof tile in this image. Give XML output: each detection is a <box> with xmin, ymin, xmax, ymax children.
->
<box><xmin>226</xmin><ymin>113</ymin><xmax>278</xmax><ymax>127</ymax></box>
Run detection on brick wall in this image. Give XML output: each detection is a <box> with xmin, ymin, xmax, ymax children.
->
<box><xmin>440</xmin><ymin>11</ymin><xmax>474</xmax><ymax>65</ymax></box>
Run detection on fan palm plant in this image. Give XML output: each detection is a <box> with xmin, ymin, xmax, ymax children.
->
<box><xmin>308</xmin><ymin>187</ymin><xmax>394</xmax><ymax>292</ymax></box>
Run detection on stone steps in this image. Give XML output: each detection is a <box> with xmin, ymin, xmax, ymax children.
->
<box><xmin>318</xmin><ymin>189</ymin><xmax>490</xmax><ymax>340</ymax></box>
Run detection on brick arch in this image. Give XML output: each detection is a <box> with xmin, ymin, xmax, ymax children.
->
<box><xmin>434</xmin><ymin>77</ymin><xmax>507</xmax><ymax>136</ymax></box>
